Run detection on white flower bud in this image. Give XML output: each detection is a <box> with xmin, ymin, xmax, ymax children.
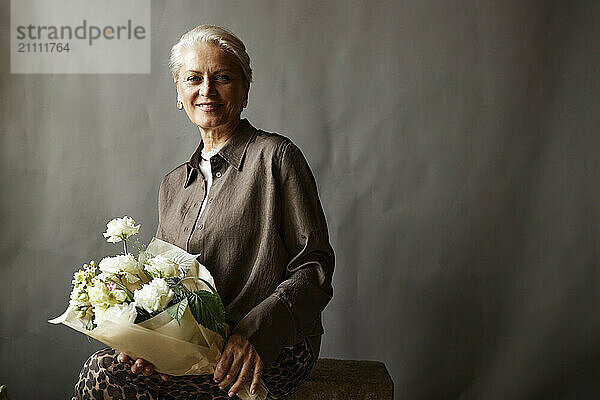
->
<box><xmin>103</xmin><ymin>216</ymin><xmax>140</xmax><ymax>243</ymax></box>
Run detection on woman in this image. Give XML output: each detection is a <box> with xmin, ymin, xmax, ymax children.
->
<box><xmin>73</xmin><ymin>25</ymin><xmax>334</xmax><ymax>400</ymax></box>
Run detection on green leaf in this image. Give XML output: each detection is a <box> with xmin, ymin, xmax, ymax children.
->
<box><xmin>188</xmin><ymin>289</ymin><xmax>228</xmax><ymax>340</ymax></box>
<box><xmin>166</xmin><ymin>297</ymin><xmax>188</xmax><ymax>325</ymax></box>
<box><xmin>85</xmin><ymin>319</ymin><xmax>97</xmax><ymax>331</ymax></box>
<box><xmin>134</xmin><ymin>306</ymin><xmax>153</xmax><ymax>323</ymax></box>
<box><xmin>170</xmin><ymin>280</ymin><xmax>191</xmax><ymax>303</ymax></box>
<box><xmin>142</xmin><ymin>268</ymin><xmax>154</xmax><ymax>281</ymax></box>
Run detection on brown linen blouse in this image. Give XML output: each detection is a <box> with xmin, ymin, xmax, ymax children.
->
<box><xmin>155</xmin><ymin>118</ymin><xmax>335</xmax><ymax>368</ymax></box>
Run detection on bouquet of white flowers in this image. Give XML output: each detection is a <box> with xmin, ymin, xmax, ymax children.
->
<box><xmin>50</xmin><ymin>216</ymin><xmax>266</xmax><ymax>400</ymax></box>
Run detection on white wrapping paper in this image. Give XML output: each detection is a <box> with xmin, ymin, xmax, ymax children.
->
<box><xmin>49</xmin><ymin>237</ymin><xmax>267</xmax><ymax>400</ymax></box>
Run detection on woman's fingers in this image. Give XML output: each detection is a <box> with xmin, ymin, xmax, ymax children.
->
<box><xmin>218</xmin><ymin>353</ymin><xmax>243</xmax><ymax>391</ymax></box>
<box><xmin>227</xmin><ymin>355</ymin><xmax>255</xmax><ymax>397</ymax></box>
<box><xmin>131</xmin><ymin>358</ymin><xmax>156</xmax><ymax>376</ymax></box>
<box><xmin>117</xmin><ymin>352</ymin><xmax>131</xmax><ymax>364</ymax></box>
<box><xmin>117</xmin><ymin>354</ymin><xmax>149</xmax><ymax>376</ymax></box>
<box><xmin>131</xmin><ymin>358</ymin><xmax>144</xmax><ymax>374</ymax></box>
<box><xmin>214</xmin><ymin>348</ymin><xmax>233</xmax><ymax>383</ymax></box>
<box><xmin>250</xmin><ymin>357</ymin><xmax>263</xmax><ymax>395</ymax></box>
<box><xmin>215</xmin><ymin>333</ymin><xmax>264</xmax><ymax>395</ymax></box>
<box><xmin>116</xmin><ymin>353</ymin><xmax>166</xmax><ymax>381</ymax></box>
<box><xmin>143</xmin><ymin>362</ymin><xmax>155</xmax><ymax>376</ymax></box>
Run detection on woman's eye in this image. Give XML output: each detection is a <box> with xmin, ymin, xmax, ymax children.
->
<box><xmin>215</xmin><ymin>75</ymin><xmax>231</xmax><ymax>82</ymax></box>
<box><xmin>187</xmin><ymin>76</ymin><xmax>200</xmax><ymax>81</ymax></box>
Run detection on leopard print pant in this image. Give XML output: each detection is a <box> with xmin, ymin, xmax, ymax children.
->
<box><xmin>72</xmin><ymin>338</ymin><xmax>315</xmax><ymax>400</ymax></box>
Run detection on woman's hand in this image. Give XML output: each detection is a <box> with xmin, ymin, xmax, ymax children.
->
<box><xmin>213</xmin><ymin>333</ymin><xmax>263</xmax><ymax>397</ymax></box>
<box><xmin>117</xmin><ymin>352</ymin><xmax>170</xmax><ymax>381</ymax></box>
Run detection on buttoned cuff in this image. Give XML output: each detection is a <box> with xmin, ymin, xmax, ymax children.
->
<box><xmin>231</xmin><ymin>294</ymin><xmax>296</xmax><ymax>368</ymax></box>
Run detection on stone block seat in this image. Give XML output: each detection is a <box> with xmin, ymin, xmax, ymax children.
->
<box><xmin>287</xmin><ymin>358</ymin><xmax>394</xmax><ymax>400</ymax></box>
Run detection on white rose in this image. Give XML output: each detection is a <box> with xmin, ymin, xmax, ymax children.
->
<box><xmin>146</xmin><ymin>255</ymin><xmax>180</xmax><ymax>278</ymax></box>
<box><xmin>133</xmin><ymin>278</ymin><xmax>174</xmax><ymax>313</ymax></box>
<box><xmin>99</xmin><ymin>254</ymin><xmax>138</xmax><ymax>275</ymax></box>
<box><xmin>88</xmin><ymin>280</ymin><xmax>115</xmax><ymax>310</ymax></box>
<box><xmin>103</xmin><ymin>216</ymin><xmax>140</xmax><ymax>243</ymax></box>
<box><xmin>99</xmin><ymin>254</ymin><xmax>141</xmax><ymax>283</ymax></box>
<box><xmin>94</xmin><ymin>302</ymin><xmax>137</xmax><ymax>325</ymax></box>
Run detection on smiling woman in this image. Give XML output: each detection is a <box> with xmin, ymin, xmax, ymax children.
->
<box><xmin>71</xmin><ymin>25</ymin><xmax>335</xmax><ymax>400</ymax></box>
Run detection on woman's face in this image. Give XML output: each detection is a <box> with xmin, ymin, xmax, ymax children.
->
<box><xmin>175</xmin><ymin>42</ymin><xmax>248</xmax><ymax>133</ymax></box>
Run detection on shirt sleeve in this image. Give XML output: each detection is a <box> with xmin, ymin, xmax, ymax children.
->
<box><xmin>231</xmin><ymin>140</ymin><xmax>335</xmax><ymax>368</ymax></box>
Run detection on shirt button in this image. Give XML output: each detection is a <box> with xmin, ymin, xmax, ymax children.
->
<box><xmin>198</xmin><ymin>224</ymin><xmax>204</xmax><ymax>230</ymax></box>
<box><xmin>208</xmin><ymin>198</ymin><xmax>213</xmax><ymax>204</ymax></box>
<box><xmin>215</xmin><ymin>172</ymin><xmax>222</xmax><ymax>178</ymax></box>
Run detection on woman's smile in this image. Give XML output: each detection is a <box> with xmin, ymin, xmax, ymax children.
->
<box><xmin>196</xmin><ymin>102</ymin><xmax>223</xmax><ymax>112</ymax></box>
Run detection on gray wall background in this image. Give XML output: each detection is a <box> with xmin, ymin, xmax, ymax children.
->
<box><xmin>1</xmin><ymin>1</ymin><xmax>600</xmax><ymax>399</ymax></box>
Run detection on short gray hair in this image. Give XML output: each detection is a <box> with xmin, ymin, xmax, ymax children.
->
<box><xmin>169</xmin><ymin>25</ymin><xmax>252</xmax><ymax>87</ymax></box>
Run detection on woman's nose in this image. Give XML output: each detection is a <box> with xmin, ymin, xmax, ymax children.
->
<box><xmin>200</xmin><ymin>79</ymin><xmax>215</xmax><ymax>96</ymax></box>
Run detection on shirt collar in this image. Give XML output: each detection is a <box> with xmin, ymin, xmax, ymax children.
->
<box><xmin>184</xmin><ymin>118</ymin><xmax>256</xmax><ymax>188</ymax></box>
